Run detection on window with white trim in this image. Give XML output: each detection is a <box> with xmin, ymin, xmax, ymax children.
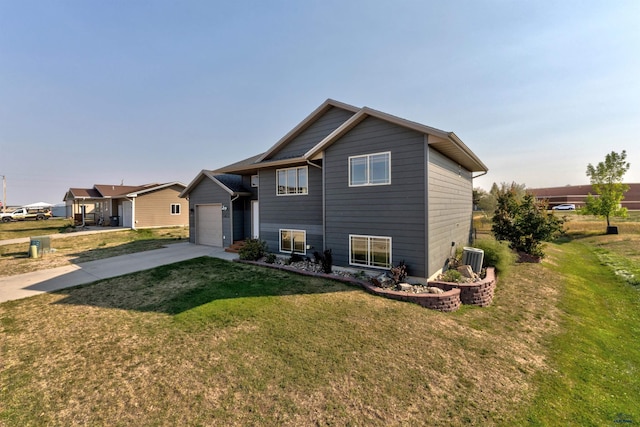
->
<box><xmin>349</xmin><ymin>152</ymin><xmax>390</xmax><ymax>186</ymax></box>
<box><xmin>277</xmin><ymin>166</ymin><xmax>308</xmax><ymax>195</ymax></box>
<box><xmin>171</xmin><ymin>204</ymin><xmax>181</xmax><ymax>215</ymax></box>
<box><xmin>349</xmin><ymin>235</ymin><xmax>391</xmax><ymax>269</ymax></box>
<box><xmin>280</xmin><ymin>229</ymin><xmax>306</xmax><ymax>254</ymax></box>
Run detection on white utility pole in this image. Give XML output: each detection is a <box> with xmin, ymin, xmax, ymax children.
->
<box><xmin>1</xmin><ymin>175</ymin><xmax>5</xmax><ymax>213</ymax></box>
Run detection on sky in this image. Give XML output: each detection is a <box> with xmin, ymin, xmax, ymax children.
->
<box><xmin>1</xmin><ymin>1</ymin><xmax>639</xmax><ymax>206</ymax></box>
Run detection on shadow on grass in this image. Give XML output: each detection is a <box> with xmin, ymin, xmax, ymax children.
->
<box><xmin>0</xmin><ymin>219</ymin><xmax>73</xmax><ymax>237</ymax></box>
<box><xmin>66</xmin><ymin>238</ymin><xmax>175</xmax><ymax>264</ymax></box>
<box><xmin>52</xmin><ymin>257</ymin><xmax>354</xmax><ymax>315</ymax></box>
<box><xmin>1</xmin><ymin>238</ymin><xmax>175</xmax><ymax>267</ymax></box>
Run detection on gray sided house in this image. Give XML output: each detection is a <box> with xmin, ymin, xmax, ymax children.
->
<box><xmin>180</xmin><ymin>99</ymin><xmax>488</xmax><ymax>280</ymax></box>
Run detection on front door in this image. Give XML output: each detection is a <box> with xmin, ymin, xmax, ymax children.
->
<box><xmin>251</xmin><ymin>200</ymin><xmax>259</xmax><ymax>239</ymax></box>
<box><xmin>122</xmin><ymin>201</ymin><xmax>133</xmax><ymax>228</ymax></box>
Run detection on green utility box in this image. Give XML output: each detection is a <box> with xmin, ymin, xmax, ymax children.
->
<box><xmin>29</xmin><ymin>236</ymin><xmax>51</xmax><ymax>257</ymax></box>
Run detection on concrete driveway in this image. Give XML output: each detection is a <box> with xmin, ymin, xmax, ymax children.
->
<box><xmin>0</xmin><ymin>242</ymin><xmax>238</xmax><ymax>303</ymax></box>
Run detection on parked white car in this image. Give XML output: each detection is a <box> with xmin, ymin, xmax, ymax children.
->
<box><xmin>552</xmin><ymin>204</ymin><xmax>576</xmax><ymax>210</ymax></box>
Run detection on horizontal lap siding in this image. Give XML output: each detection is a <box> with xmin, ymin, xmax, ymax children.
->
<box><xmin>324</xmin><ymin>116</ymin><xmax>427</xmax><ymax>277</ymax></box>
<box><xmin>428</xmin><ymin>148</ymin><xmax>473</xmax><ymax>276</ymax></box>
<box><xmin>268</xmin><ymin>107</ymin><xmax>355</xmax><ymax>160</ymax></box>
<box><xmin>187</xmin><ymin>179</ymin><xmax>232</xmax><ymax>246</ymax></box>
<box><xmin>134</xmin><ymin>186</ymin><xmax>188</xmax><ymax>228</ymax></box>
<box><xmin>259</xmin><ymin>166</ymin><xmax>323</xmax><ymax>255</ymax></box>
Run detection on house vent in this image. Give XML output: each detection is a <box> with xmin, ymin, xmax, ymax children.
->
<box><xmin>462</xmin><ymin>247</ymin><xmax>484</xmax><ymax>273</ymax></box>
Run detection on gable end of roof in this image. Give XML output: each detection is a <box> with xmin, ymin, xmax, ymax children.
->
<box><xmin>255</xmin><ymin>98</ymin><xmax>360</xmax><ymax>163</ymax></box>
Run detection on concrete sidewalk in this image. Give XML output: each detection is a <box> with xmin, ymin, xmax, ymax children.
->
<box><xmin>0</xmin><ymin>242</ymin><xmax>238</xmax><ymax>303</ymax></box>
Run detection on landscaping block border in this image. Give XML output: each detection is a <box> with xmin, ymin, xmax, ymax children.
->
<box><xmin>236</xmin><ymin>260</ymin><xmax>495</xmax><ymax>312</ymax></box>
<box><xmin>428</xmin><ymin>267</ymin><xmax>496</xmax><ymax>307</ymax></box>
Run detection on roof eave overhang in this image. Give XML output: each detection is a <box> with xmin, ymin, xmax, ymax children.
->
<box><xmin>305</xmin><ymin>107</ymin><xmax>489</xmax><ymax>173</ymax></box>
<box><xmin>214</xmin><ymin>156</ymin><xmax>308</xmax><ymax>175</ymax></box>
<box><xmin>180</xmin><ymin>170</ymin><xmax>253</xmax><ymax>198</ymax></box>
<box><xmin>127</xmin><ymin>181</ymin><xmax>186</xmax><ymax>198</ymax></box>
<box><xmin>429</xmin><ymin>132</ymin><xmax>489</xmax><ymax>173</ymax></box>
<box><xmin>180</xmin><ymin>170</ymin><xmax>216</xmax><ymax>198</ymax></box>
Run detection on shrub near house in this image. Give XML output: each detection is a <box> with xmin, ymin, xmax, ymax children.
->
<box><xmin>492</xmin><ymin>187</ymin><xmax>564</xmax><ymax>260</ymax></box>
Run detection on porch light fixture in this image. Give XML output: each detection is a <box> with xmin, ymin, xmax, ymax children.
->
<box><xmin>221</xmin><ymin>205</ymin><xmax>228</xmax><ymax>211</ymax></box>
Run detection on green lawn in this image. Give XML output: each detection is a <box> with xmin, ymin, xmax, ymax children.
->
<box><xmin>1</xmin><ymin>234</ymin><xmax>639</xmax><ymax>425</ymax></box>
<box><xmin>0</xmin><ymin>226</ymin><xmax>189</xmax><ymax>277</ymax></box>
<box><xmin>0</xmin><ymin>217</ymin><xmax>73</xmax><ymax>240</ymax></box>
<box><xmin>514</xmin><ymin>237</ymin><xmax>640</xmax><ymax>425</ymax></box>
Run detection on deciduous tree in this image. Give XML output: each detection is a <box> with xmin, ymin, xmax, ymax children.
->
<box><xmin>581</xmin><ymin>150</ymin><xmax>630</xmax><ymax>229</ymax></box>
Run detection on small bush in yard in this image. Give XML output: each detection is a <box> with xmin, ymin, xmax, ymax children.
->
<box><xmin>239</xmin><ymin>239</ymin><xmax>268</xmax><ymax>261</ymax></box>
<box><xmin>264</xmin><ymin>253</ymin><xmax>276</xmax><ymax>264</ymax></box>
<box><xmin>492</xmin><ymin>188</ymin><xmax>564</xmax><ymax>258</ymax></box>
<box><xmin>473</xmin><ymin>239</ymin><xmax>516</xmax><ymax>275</ymax></box>
<box><xmin>313</xmin><ymin>249</ymin><xmax>333</xmax><ymax>274</ymax></box>
<box><xmin>441</xmin><ymin>269</ymin><xmax>463</xmax><ymax>283</ymax></box>
<box><xmin>390</xmin><ymin>261</ymin><xmax>408</xmax><ymax>284</ymax></box>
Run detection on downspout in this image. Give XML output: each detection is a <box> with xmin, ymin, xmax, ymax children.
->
<box><xmin>472</xmin><ymin>170</ymin><xmax>488</xmax><ymax>180</ymax></box>
<box><xmin>424</xmin><ymin>135</ymin><xmax>430</xmax><ymax>279</ymax></box>
<box><xmin>81</xmin><ymin>198</ymin><xmax>86</xmax><ymax>227</ymax></box>
<box><xmin>307</xmin><ymin>160</ymin><xmax>324</xmax><ymax>251</ymax></box>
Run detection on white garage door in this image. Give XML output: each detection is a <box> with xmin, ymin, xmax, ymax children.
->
<box><xmin>196</xmin><ymin>204</ymin><xmax>223</xmax><ymax>247</ymax></box>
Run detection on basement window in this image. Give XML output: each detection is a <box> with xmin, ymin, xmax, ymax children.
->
<box><xmin>280</xmin><ymin>229</ymin><xmax>306</xmax><ymax>254</ymax></box>
<box><xmin>349</xmin><ymin>235</ymin><xmax>391</xmax><ymax>269</ymax></box>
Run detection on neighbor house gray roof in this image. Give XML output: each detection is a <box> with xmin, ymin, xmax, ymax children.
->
<box><xmin>213</xmin><ymin>174</ymin><xmax>252</xmax><ymax>194</ymax></box>
<box><xmin>179</xmin><ymin>170</ymin><xmax>252</xmax><ymax>198</ymax></box>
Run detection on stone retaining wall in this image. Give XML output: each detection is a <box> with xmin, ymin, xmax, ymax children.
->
<box><xmin>428</xmin><ymin>267</ymin><xmax>496</xmax><ymax>307</ymax></box>
<box><xmin>235</xmin><ymin>261</ymin><xmax>495</xmax><ymax>312</ymax></box>
<box><xmin>236</xmin><ymin>260</ymin><xmax>470</xmax><ymax>312</ymax></box>
<box><xmin>358</xmin><ymin>282</ymin><xmax>461</xmax><ymax>312</ymax></box>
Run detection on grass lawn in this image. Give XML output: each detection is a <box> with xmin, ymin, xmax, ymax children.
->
<box><xmin>514</xmin><ymin>234</ymin><xmax>640</xmax><ymax>425</ymax></box>
<box><xmin>0</xmin><ymin>226</ymin><xmax>188</xmax><ymax>277</ymax></box>
<box><xmin>0</xmin><ymin>218</ymin><xmax>74</xmax><ymax>240</ymax></box>
<box><xmin>2</xmin><ymin>230</ymin><xmax>639</xmax><ymax>425</ymax></box>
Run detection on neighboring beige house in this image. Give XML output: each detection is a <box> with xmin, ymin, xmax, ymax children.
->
<box><xmin>63</xmin><ymin>182</ymin><xmax>188</xmax><ymax>229</ymax></box>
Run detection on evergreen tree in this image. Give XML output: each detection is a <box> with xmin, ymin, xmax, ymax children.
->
<box><xmin>492</xmin><ymin>184</ymin><xmax>564</xmax><ymax>259</ymax></box>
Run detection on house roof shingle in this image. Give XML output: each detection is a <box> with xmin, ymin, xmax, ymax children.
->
<box><xmin>94</xmin><ymin>184</ymin><xmax>152</xmax><ymax>198</ymax></box>
<box><xmin>179</xmin><ymin>170</ymin><xmax>252</xmax><ymax>198</ymax></box>
<box><xmin>65</xmin><ymin>182</ymin><xmax>185</xmax><ymax>201</ymax></box>
<box><xmin>213</xmin><ymin>174</ymin><xmax>251</xmax><ymax>194</ymax></box>
<box><xmin>67</xmin><ymin>188</ymin><xmax>102</xmax><ymax>199</ymax></box>
<box><xmin>214</xmin><ymin>99</ymin><xmax>488</xmax><ymax>175</ymax></box>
